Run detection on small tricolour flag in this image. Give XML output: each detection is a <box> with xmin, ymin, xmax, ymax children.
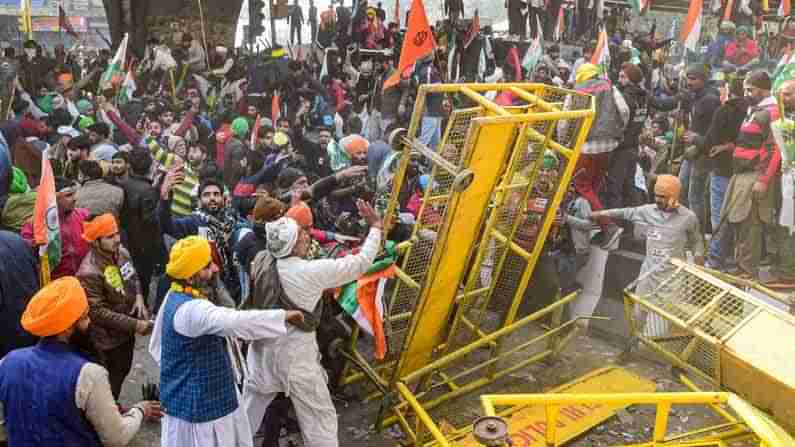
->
<box><xmin>33</xmin><ymin>157</ymin><xmax>61</xmax><ymax>285</ymax></box>
<box><xmin>680</xmin><ymin>0</ymin><xmax>703</xmax><ymax>52</ymax></box>
<box><xmin>250</xmin><ymin>114</ymin><xmax>262</xmax><ymax>148</ymax></box>
<box><xmin>59</xmin><ymin>4</ymin><xmax>78</xmax><ymax>37</ymax></box>
<box><xmin>336</xmin><ymin>264</ymin><xmax>395</xmax><ymax>360</ymax></box>
<box><xmin>780</xmin><ymin>0</ymin><xmax>791</xmax><ymax>16</ymax></box>
<box><xmin>591</xmin><ymin>27</ymin><xmax>610</xmax><ymax>72</ymax></box>
<box><xmin>629</xmin><ymin>0</ymin><xmax>649</xmax><ymax>14</ymax></box>
<box><xmin>553</xmin><ymin>7</ymin><xmax>564</xmax><ymax>41</ymax></box>
<box><xmin>119</xmin><ymin>68</ymin><xmax>136</xmax><ymax>104</ymax></box>
<box><xmin>522</xmin><ymin>16</ymin><xmax>544</xmax><ymax>72</ymax></box>
<box><xmin>100</xmin><ymin>33</ymin><xmax>128</xmax><ymax>91</ymax></box>
<box><xmin>463</xmin><ymin>9</ymin><xmax>480</xmax><ymax>50</ymax></box>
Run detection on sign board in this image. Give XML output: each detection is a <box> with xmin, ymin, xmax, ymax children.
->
<box><xmin>456</xmin><ymin>367</ymin><xmax>656</xmax><ymax>447</ymax></box>
<box><xmin>32</xmin><ymin>15</ymin><xmax>87</xmax><ymax>32</ymax></box>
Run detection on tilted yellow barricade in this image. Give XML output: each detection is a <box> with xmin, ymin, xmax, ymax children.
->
<box><xmin>335</xmin><ymin>82</ymin><xmax>596</xmax><ymax>444</ymax></box>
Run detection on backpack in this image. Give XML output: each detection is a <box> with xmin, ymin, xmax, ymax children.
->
<box><xmin>247</xmin><ymin>251</ymin><xmax>322</xmax><ymax>331</ymax></box>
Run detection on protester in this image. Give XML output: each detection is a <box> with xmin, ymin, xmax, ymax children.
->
<box><xmin>77</xmin><ymin>213</ymin><xmax>152</xmax><ymax>400</ymax></box>
<box><xmin>243</xmin><ymin>199</ymin><xmax>383</xmax><ymax>446</ymax></box>
<box><xmin>0</xmin><ymin>277</ymin><xmax>162</xmax><ymax>446</ymax></box>
<box><xmin>149</xmin><ymin>236</ymin><xmax>303</xmax><ymax>447</ymax></box>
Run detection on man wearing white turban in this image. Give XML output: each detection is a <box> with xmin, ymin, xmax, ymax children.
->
<box><xmin>243</xmin><ymin>199</ymin><xmax>383</xmax><ymax>446</ymax></box>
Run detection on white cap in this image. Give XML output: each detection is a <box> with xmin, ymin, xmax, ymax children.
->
<box><xmin>57</xmin><ymin>126</ymin><xmax>80</xmax><ymax>138</ymax></box>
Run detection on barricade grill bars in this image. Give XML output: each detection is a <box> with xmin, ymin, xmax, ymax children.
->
<box><xmin>624</xmin><ymin>258</ymin><xmax>795</xmax><ymax>433</ymax></box>
<box><xmin>337</xmin><ymin>83</ymin><xmax>595</xmax><ymax>436</ymax></box>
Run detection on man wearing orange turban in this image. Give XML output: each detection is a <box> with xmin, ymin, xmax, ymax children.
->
<box><xmin>590</xmin><ymin>174</ymin><xmax>704</xmax><ymax>297</ymax></box>
<box><xmin>149</xmin><ymin>236</ymin><xmax>303</xmax><ymax>447</ymax></box>
<box><xmin>76</xmin><ymin>213</ymin><xmax>151</xmax><ymax>400</ymax></box>
<box><xmin>0</xmin><ymin>277</ymin><xmax>162</xmax><ymax>446</ymax></box>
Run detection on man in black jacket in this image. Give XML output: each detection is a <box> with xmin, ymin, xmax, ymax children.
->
<box><xmin>606</xmin><ymin>63</ymin><xmax>649</xmax><ymax>209</ymax></box>
<box><xmin>119</xmin><ymin>147</ymin><xmax>164</xmax><ymax>307</ymax></box>
<box><xmin>652</xmin><ymin>64</ymin><xmax>721</xmax><ymax>231</ymax></box>
<box><xmin>702</xmin><ymin>78</ymin><xmax>748</xmax><ymax>270</ymax></box>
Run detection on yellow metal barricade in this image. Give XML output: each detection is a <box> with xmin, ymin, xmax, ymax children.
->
<box><xmin>624</xmin><ymin>258</ymin><xmax>795</xmax><ymax>433</ymax></box>
<box><xmin>336</xmin><ymin>83</ymin><xmax>595</xmax><ymax>436</ymax></box>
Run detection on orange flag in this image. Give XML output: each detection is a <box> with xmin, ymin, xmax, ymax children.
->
<box><xmin>383</xmin><ymin>0</ymin><xmax>436</xmax><ymax>91</ymax></box>
<box><xmin>271</xmin><ymin>93</ymin><xmax>280</xmax><ymax>122</ymax></box>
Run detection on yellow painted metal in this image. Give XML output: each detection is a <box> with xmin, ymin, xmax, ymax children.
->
<box><xmin>395</xmin><ymin>119</ymin><xmax>519</xmax><ymax>378</ymax></box>
<box><xmin>624</xmin><ymin>258</ymin><xmax>795</xmax><ymax>433</ymax></box>
<box><xmin>467</xmin><ymin>390</ymin><xmax>792</xmax><ymax>447</ymax></box>
<box><xmin>334</xmin><ymin>82</ymin><xmax>597</xmax><ymax>443</ymax></box>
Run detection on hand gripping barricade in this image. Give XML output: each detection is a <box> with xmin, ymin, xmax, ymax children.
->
<box><xmin>333</xmin><ymin>82</ymin><xmax>595</xmax><ymax>444</ymax></box>
<box><xmin>624</xmin><ymin>258</ymin><xmax>795</xmax><ymax>435</ymax></box>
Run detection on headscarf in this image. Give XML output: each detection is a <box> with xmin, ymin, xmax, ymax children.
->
<box><xmin>576</xmin><ymin>63</ymin><xmax>600</xmax><ymax>85</ymax></box>
<box><xmin>10</xmin><ymin>167</ymin><xmax>29</xmax><ymax>194</ymax></box>
<box><xmin>166</xmin><ymin>236</ymin><xmax>213</xmax><ymax>279</ymax></box>
<box><xmin>266</xmin><ymin>217</ymin><xmax>300</xmax><ymax>258</ymax></box>
<box><xmin>231</xmin><ymin>117</ymin><xmax>250</xmax><ymax>138</ymax></box>
<box><xmin>78</xmin><ymin>115</ymin><xmax>95</xmax><ymax>131</ymax></box>
<box><xmin>654</xmin><ymin>175</ymin><xmax>681</xmax><ymax>209</ymax></box>
<box><xmin>286</xmin><ymin>201</ymin><xmax>313</xmax><ymax>228</ymax></box>
<box><xmin>340</xmin><ymin>134</ymin><xmax>369</xmax><ymax>158</ymax></box>
<box><xmin>542</xmin><ymin>150</ymin><xmax>559</xmax><ymax>170</ymax></box>
<box><xmin>21</xmin><ymin>276</ymin><xmax>88</xmax><ymax>337</ymax></box>
<box><xmin>82</xmin><ymin>213</ymin><xmax>119</xmax><ymax>242</ymax></box>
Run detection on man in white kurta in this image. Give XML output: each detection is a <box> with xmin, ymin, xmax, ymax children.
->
<box><xmin>149</xmin><ymin>235</ymin><xmax>302</xmax><ymax>447</ymax></box>
<box><xmin>243</xmin><ymin>200</ymin><xmax>382</xmax><ymax>447</ymax></box>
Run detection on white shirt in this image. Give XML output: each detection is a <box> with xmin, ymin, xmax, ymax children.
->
<box><xmin>149</xmin><ymin>297</ymin><xmax>288</xmax><ymax>447</ymax></box>
<box><xmin>245</xmin><ymin>228</ymin><xmax>382</xmax><ymax>396</ymax></box>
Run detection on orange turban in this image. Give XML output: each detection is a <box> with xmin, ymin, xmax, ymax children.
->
<box><xmin>286</xmin><ymin>201</ymin><xmax>313</xmax><ymax>228</ymax></box>
<box><xmin>654</xmin><ymin>175</ymin><xmax>681</xmax><ymax>209</ymax></box>
<box><xmin>21</xmin><ymin>276</ymin><xmax>88</xmax><ymax>337</ymax></box>
<box><xmin>82</xmin><ymin>213</ymin><xmax>119</xmax><ymax>242</ymax></box>
<box><xmin>340</xmin><ymin>134</ymin><xmax>369</xmax><ymax>158</ymax></box>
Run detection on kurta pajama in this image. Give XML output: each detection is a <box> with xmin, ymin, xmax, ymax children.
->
<box><xmin>149</xmin><ymin>294</ymin><xmax>288</xmax><ymax>447</ymax></box>
<box><xmin>242</xmin><ymin>228</ymin><xmax>382</xmax><ymax>447</ymax></box>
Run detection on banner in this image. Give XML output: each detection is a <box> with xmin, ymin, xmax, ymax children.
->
<box><xmin>32</xmin><ymin>15</ymin><xmax>86</xmax><ymax>32</ymax></box>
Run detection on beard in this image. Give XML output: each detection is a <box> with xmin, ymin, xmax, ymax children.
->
<box><xmin>69</xmin><ymin>326</ymin><xmax>102</xmax><ymax>363</ymax></box>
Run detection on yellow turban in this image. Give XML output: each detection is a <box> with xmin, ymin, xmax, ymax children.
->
<box><xmin>654</xmin><ymin>174</ymin><xmax>681</xmax><ymax>209</ymax></box>
<box><xmin>21</xmin><ymin>277</ymin><xmax>88</xmax><ymax>337</ymax></box>
<box><xmin>576</xmin><ymin>63</ymin><xmax>600</xmax><ymax>85</ymax></box>
<box><xmin>166</xmin><ymin>236</ymin><xmax>213</xmax><ymax>280</ymax></box>
<box><xmin>82</xmin><ymin>213</ymin><xmax>119</xmax><ymax>242</ymax></box>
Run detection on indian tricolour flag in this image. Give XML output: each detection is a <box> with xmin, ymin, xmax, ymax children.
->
<box><xmin>629</xmin><ymin>0</ymin><xmax>649</xmax><ymax>14</ymax></box>
<box><xmin>119</xmin><ymin>68</ymin><xmax>136</xmax><ymax>105</ymax></box>
<box><xmin>780</xmin><ymin>0</ymin><xmax>791</xmax><ymax>16</ymax></box>
<box><xmin>591</xmin><ymin>27</ymin><xmax>610</xmax><ymax>73</ymax></box>
<box><xmin>522</xmin><ymin>16</ymin><xmax>544</xmax><ymax>72</ymax></box>
<box><xmin>553</xmin><ymin>7</ymin><xmax>564</xmax><ymax>42</ymax></box>
<box><xmin>680</xmin><ymin>0</ymin><xmax>703</xmax><ymax>52</ymax></box>
<box><xmin>99</xmin><ymin>33</ymin><xmax>129</xmax><ymax>91</ymax></box>
<box><xmin>33</xmin><ymin>157</ymin><xmax>61</xmax><ymax>285</ymax></box>
<box><xmin>336</xmin><ymin>264</ymin><xmax>396</xmax><ymax>360</ymax></box>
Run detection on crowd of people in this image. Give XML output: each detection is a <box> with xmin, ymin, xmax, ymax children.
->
<box><xmin>0</xmin><ymin>0</ymin><xmax>793</xmax><ymax>444</ymax></box>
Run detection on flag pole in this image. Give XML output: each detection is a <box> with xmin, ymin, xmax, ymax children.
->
<box><xmin>197</xmin><ymin>0</ymin><xmax>211</xmax><ymax>72</ymax></box>
<box><xmin>39</xmin><ymin>245</ymin><xmax>51</xmax><ymax>286</ymax></box>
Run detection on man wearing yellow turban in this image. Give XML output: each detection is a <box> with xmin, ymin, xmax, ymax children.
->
<box><xmin>149</xmin><ymin>235</ymin><xmax>303</xmax><ymax>447</ymax></box>
<box><xmin>590</xmin><ymin>174</ymin><xmax>704</xmax><ymax>297</ymax></box>
<box><xmin>560</xmin><ymin>62</ymin><xmax>630</xmax><ymax>250</ymax></box>
<box><xmin>76</xmin><ymin>213</ymin><xmax>151</xmax><ymax>401</ymax></box>
<box><xmin>0</xmin><ymin>277</ymin><xmax>162</xmax><ymax>446</ymax></box>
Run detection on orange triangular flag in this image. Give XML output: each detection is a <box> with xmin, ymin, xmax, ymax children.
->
<box><xmin>383</xmin><ymin>0</ymin><xmax>436</xmax><ymax>91</ymax></box>
<box><xmin>271</xmin><ymin>93</ymin><xmax>280</xmax><ymax>122</ymax></box>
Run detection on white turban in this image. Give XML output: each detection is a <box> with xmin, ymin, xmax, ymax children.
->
<box><xmin>266</xmin><ymin>217</ymin><xmax>300</xmax><ymax>258</ymax></box>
